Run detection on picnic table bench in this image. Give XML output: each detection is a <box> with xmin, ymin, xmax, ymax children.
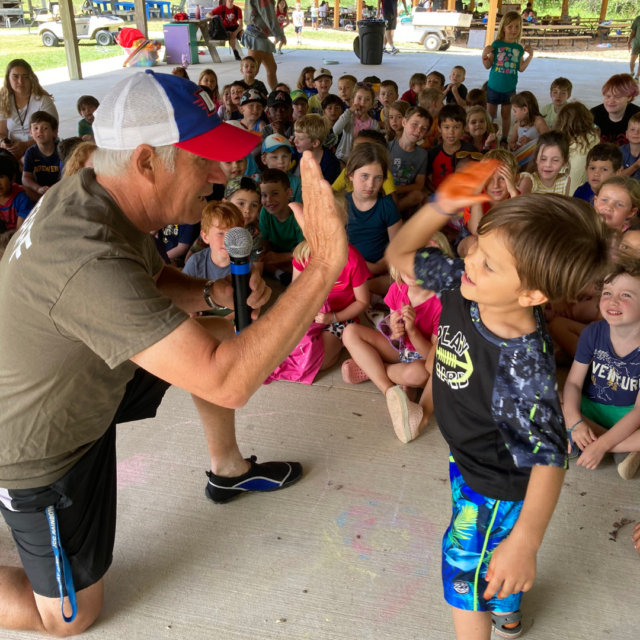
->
<box><xmin>522</xmin><ymin>24</ymin><xmax>594</xmax><ymax>50</ymax></box>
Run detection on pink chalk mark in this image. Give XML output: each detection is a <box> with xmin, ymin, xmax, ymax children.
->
<box><xmin>117</xmin><ymin>454</ymin><xmax>150</xmax><ymax>490</ymax></box>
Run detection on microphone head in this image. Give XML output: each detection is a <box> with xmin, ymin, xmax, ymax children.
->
<box><xmin>224</xmin><ymin>227</ymin><xmax>253</xmax><ymax>259</ymax></box>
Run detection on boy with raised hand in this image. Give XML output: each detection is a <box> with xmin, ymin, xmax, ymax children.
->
<box><xmin>386</xmin><ymin>163</ymin><xmax>612</xmax><ymax>640</ymax></box>
<box><xmin>443</xmin><ymin>66</ymin><xmax>468</xmax><ymax>108</ymax></box>
<box><xmin>540</xmin><ymin>77</ymin><xmax>572</xmax><ymax>129</ymax></box>
<box><xmin>22</xmin><ymin>111</ymin><xmax>62</xmax><ymax>200</ymax></box>
<box><xmin>573</xmin><ymin>142</ymin><xmax>623</xmax><ymax>203</ymax></box>
<box><xmin>308</xmin><ymin>68</ymin><xmax>333</xmax><ymax>114</ymax></box>
<box><xmin>388</xmin><ymin>106</ymin><xmax>432</xmax><ymax>215</ymax></box>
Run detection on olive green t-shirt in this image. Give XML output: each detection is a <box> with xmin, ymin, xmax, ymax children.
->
<box><xmin>632</xmin><ymin>16</ymin><xmax>640</xmax><ymax>48</ymax></box>
<box><xmin>0</xmin><ymin>169</ymin><xmax>188</xmax><ymax>489</ymax></box>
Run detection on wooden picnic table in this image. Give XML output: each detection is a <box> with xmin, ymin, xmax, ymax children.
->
<box><xmin>521</xmin><ymin>23</ymin><xmax>594</xmax><ymax>50</ymax></box>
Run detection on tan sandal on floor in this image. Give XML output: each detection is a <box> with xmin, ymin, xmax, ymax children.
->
<box><xmin>386</xmin><ymin>385</ymin><xmax>423</xmax><ymax>444</ymax></box>
<box><xmin>616</xmin><ymin>451</ymin><xmax>640</xmax><ymax>480</ymax></box>
<box><xmin>342</xmin><ymin>359</ymin><xmax>370</xmax><ymax>384</ymax></box>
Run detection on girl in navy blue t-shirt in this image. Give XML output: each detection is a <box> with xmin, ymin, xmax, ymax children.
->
<box><xmin>344</xmin><ymin>143</ymin><xmax>402</xmax><ymax>295</ymax></box>
<box><xmin>563</xmin><ymin>258</ymin><xmax>640</xmax><ymax>479</ymax></box>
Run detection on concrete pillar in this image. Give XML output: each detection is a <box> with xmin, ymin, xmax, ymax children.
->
<box><xmin>334</xmin><ymin>0</ymin><xmax>340</xmax><ymax>27</ymax></box>
<box><xmin>59</xmin><ymin>0</ymin><xmax>82</xmax><ymax>81</ymax></box>
<box><xmin>599</xmin><ymin>0</ymin><xmax>608</xmax><ymax>22</ymax></box>
<box><xmin>484</xmin><ymin>0</ymin><xmax>497</xmax><ymax>47</ymax></box>
<box><xmin>134</xmin><ymin>0</ymin><xmax>148</xmax><ymax>38</ymax></box>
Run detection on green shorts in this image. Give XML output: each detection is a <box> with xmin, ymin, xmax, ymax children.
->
<box><xmin>580</xmin><ymin>396</ymin><xmax>634</xmax><ymax>430</ymax></box>
<box><xmin>632</xmin><ymin>44</ymin><xmax>640</xmax><ymax>56</ymax></box>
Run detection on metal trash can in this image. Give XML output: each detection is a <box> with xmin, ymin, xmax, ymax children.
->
<box><xmin>354</xmin><ymin>19</ymin><xmax>386</xmax><ymax>65</ymax></box>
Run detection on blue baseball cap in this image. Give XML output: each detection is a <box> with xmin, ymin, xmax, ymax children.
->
<box><xmin>262</xmin><ymin>134</ymin><xmax>293</xmax><ymax>154</ymax></box>
<box><xmin>93</xmin><ymin>69</ymin><xmax>261</xmax><ymax>162</ymax></box>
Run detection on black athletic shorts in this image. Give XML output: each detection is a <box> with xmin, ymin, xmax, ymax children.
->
<box><xmin>0</xmin><ymin>369</ymin><xmax>170</xmax><ymax>598</ymax></box>
<box><xmin>384</xmin><ymin>12</ymin><xmax>397</xmax><ymax>31</ymax></box>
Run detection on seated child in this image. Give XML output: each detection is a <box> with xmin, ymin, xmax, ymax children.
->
<box><xmin>62</xmin><ymin>141</ymin><xmax>96</xmax><ymax>178</ymax></box>
<box><xmin>417</xmin><ymin>88</ymin><xmax>444</xmax><ymax>149</ymax></box>
<box><xmin>296</xmin><ymin>66</ymin><xmax>317</xmax><ymax>98</ymax></box>
<box><xmin>426</xmin><ymin>71</ymin><xmax>445</xmax><ymax>91</ymax></box>
<box><xmin>342</xmin><ymin>241</ymin><xmax>448</xmax><ymax>443</ymax></box>
<box><xmin>465</xmin><ymin>88</ymin><xmax>487</xmax><ymax>110</ymax></box>
<box><xmin>457</xmin><ymin>149</ymin><xmax>519</xmax><ymax>257</ymax></box>
<box><xmin>322</xmin><ymin>94</ymin><xmax>344</xmax><ymax>152</ymax></box>
<box><xmin>591</xmin><ymin>73</ymin><xmax>640</xmax><ymax>145</ymax></box>
<box><xmin>198</xmin><ymin>68</ymin><xmax>220</xmax><ymax>108</ymax></box>
<box><xmin>344</xmin><ymin>142</ymin><xmax>402</xmax><ymax>290</ymax></box>
<box><xmin>593</xmin><ymin>175</ymin><xmax>640</xmax><ymax>231</ymax></box>
<box><xmin>563</xmin><ymin>256</ymin><xmax>640</xmax><ymax>480</ymax></box>
<box><xmin>261</xmin><ymin>134</ymin><xmax>302</xmax><ymax>203</ymax></box>
<box><xmin>159</xmin><ymin>221</ymin><xmax>201</xmax><ymax>267</ymax></box>
<box><xmin>77</xmin><ymin>95</ymin><xmax>99</xmax><ymax>141</ymax></box>
<box><xmin>385</xmin><ymin>164</ymin><xmax>610</xmax><ymax>638</ymax></box>
<box><xmin>240</xmin><ymin>55</ymin><xmax>268</xmax><ymax>97</ymax></box>
<box><xmin>385</xmin><ymin>100</ymin><xmax>410</xmax><ymax>142</ymax></box>
<box><xmin>0</xmin><ymin>228</ymin><xmax>15</xmax><ymax>259</ymax></box>
<box><xmin>0</xmin><ymin>153</ymin><xmax>33</xmax><ymax>231</ymax></box>
<box><xmin>292</xmin><ymin>199</ymin><xmax>371</xmax><ymax>374</ymax></box>
<box><xmin>218</xmin><ymin>84</ymin><xmax>240</xmax><ymax>121</ymax></box>
<box><xmin>333</xmin><ymin>82</ymin><xmax>380</xmax><ymax>162</ymax></box>
<box><xmin>388</xmin><ymin>106</ymin><xmax>432</xmax><ymax>215</ymax></box>
<box><xmin>333</xmin><ymin>130</ymin><xmax>397</xmax><ymax>203</ymax></box>
<box><xmin>374</xmin><ymin>80</ymin><xmax>399</xmax><ymax>123</ymax></box>
<box><xmin>462</xmin><ymin>106</ymin><xmax>497</xmax><ymax>152</ymax></box>
<box><xmin>573</xmin><ymin>142</ymin><xmax>623</xmax><ymax>203</ymax></box>
<box><xmin>426</xmin><ymin>104</ymin><xmax>477</xmax><ymax>194</ymax></box>
<box><xmin>401</xmin><ymin>73</ymin><xmax>427</xmax><ymax>107</ymax></box>
<box><xmin>539</xmin><ymin>77</ymin><xmax>572</xmax><ymax>129</ymax></box>
<box><xmin>337</xmin><ymin>74</ymin><xmax>357</xmax><ymax>109</ymax></box>
<box><xmin>308</xmin><ymin>68</ymin><xmax>333</xmax><ymax>114</ymax></box>
<box><xmin>183</xmin><ymin>201</ymin><xmax>245</xmax><ymax>283</ymax></box>
<box><xmin>239</xmin><ymin>89</ymin><xmax>266</xmax><ymax>133</ymax></box>
<box><xmin>292</xmin><ymin>114</ymin><xmax>341</xmax><ymax>184</ymax></box>
<box><xmin>22</xmin><ymin>111</ymin><xmax>62</xmax><ymax>200</ymax></box>
<box><xmin>621</xmin><ymin>112</ymin><xmax>640</xmax><ymax>181</ymax></box>
<box><xmin>509</xmin><ymin>91</ymin><xmax>550</xmax><ymax>168</ymax></box>
<box><xmin>259</xmin><ymin>168</ymin><xmax>304</xmax><ymax>284</ymax></box>
<box><xmin>290</xmin><ymin>89</ymin><xmax>309</xmax><ymax>121</ymax></box>
<box><xmin>443</xmin><ymin>66</ymin><xmax>468</xmax><ymax>108</ymax></box>
<box><xmin>57</xmin><ymin>137</ymin><xmax>82</xmax><ymax>168</ymax></box>
<box><xmin>262</xmin><ymin>90</ymin><xmax>294</xmax><ymax>138</ymax></box>
<box><xmin>224</xmin><ymin>176</ymin><xmax>263</xmax><ymax>266</ymax></box>
<box><xmin>518</xmin><ymin>131</ymin><xmax>571</xmax><ymax>195</ymax></box>
<box><xmin>171</xmin><ymin>67</ymin><xmax>189</xmax><ymax>80</ymax></box>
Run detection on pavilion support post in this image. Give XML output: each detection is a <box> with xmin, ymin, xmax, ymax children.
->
<box><xmin>59</xmin><ymin>0</ymin><xmax>82</xmax><ymax>80</ymax></box>
<box><xmin>484</xmin><ymin>0</ymin><xmax>498</xmax><ymax>47</ymax></box>
<box><xmin>334</xmin><ymin>0</ymin><xmax>339</xmax><ymax>27</ymax></box>
<box><xmin>599</xmin><ymin>0</ymin><xmax>608</xmax><ymax>22</ymax></box>
<box><xmin>134</xmin><ymin>0</ymin><xmax>148</xmax><ymax>38</ymax></box>
<box><xmin>356</xmin><ymin>0</ymin><xmax>363</xmax><ymax>21</ymax></box>
<box><xmin>469</xmin><ymin>0</ymin><xmax>475</xmax><ymax>11</ymax></box>
<box><xmin>448</xmin><ymin>0</ymin><xmax>455</xmax><ymax>11</ymax></box>
<box><xmin>497</xmin><ymin>0</ymin><xmax>502</xmax><ymax>12</ymax></box>
<box><xmin>561</xmin><ymin>0</ymin><xmax>569</xmax><ymax>18</ymax></box>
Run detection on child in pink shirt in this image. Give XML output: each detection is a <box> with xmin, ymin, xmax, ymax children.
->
<box><xmin>342</xmin><ymin>233</ymin><xmax>451</xmax><ymax>443</ymax></box>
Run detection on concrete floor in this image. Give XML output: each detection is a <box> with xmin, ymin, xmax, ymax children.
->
<box><xmin>1</xmin><ymin>51</ymin><xmax>639</xmax><ymax>639</ymax></box>
<box><xmin>41</xmin><ymin>48</ymin><xmax>632</xmax><ymax>139</ymax></box>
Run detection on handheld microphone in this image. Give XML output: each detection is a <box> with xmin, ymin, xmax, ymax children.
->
<box><xmin>224</xmin><ymin>227</ymin><xmax>254</xmax><ymax>333</ymax></box>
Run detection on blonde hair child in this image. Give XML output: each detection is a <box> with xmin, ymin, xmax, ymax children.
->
<box><xmin>462</xmin><ymin>106</ymin><xmax>497</xmax><ymax>152</ymax></box>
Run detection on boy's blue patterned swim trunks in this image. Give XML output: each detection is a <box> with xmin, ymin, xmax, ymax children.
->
<box><xmin>442</xmin><ymin>456</ymin><xmax>524</xmax><ymax>613</ymax></box>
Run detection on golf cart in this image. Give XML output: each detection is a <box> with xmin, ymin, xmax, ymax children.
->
<box><xmin>394</xmin><ymin>10</ymin><xmax>471</xmax><ymax>51</ymax></box>
<box><xmin>37</xmin><ymin>2</ymin><xmax>125</xmax><ymax>47</ymax></box>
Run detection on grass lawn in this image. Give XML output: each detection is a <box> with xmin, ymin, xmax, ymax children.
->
<box><xmin>0</xmin><ymin>32</ymin><xmax>122</xmax><ymax>73</ymax></box>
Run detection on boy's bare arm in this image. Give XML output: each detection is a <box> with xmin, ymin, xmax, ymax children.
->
<box><xmin>484</xmin><ymin>465</ymin><xmax>565</xmax><ymax>601</ymax></box>
<box><xmin>21</xmin><ymin>171</ymin><xmax>40</xmax><ymax>193</ymax></box>
<box><xmin>396</xmin><ymin>174</ymin><xmax>426</xmax><ymax>194</ymax></box>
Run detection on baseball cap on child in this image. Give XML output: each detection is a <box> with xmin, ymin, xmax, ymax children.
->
<box><xmin>262</xmin><ymin>134</ymin><xmax>293</xmax><ymax>154</ymax></box>
<box><xmin>267</xmin><ymin>90</ymin><xmax>293</xmax><ymax>108</ymax></box>
<box><xmin>290</xmin><ymin>90</ymin><xmax>309</xmax><ymax>104</ymax></box>
<box><xmin>224</xmin><ymin>175</ymin><xmax>259</xmax><ymax>199</ymax></box>
<box><xmin>240</xmin><ymin>89</ymin><xmax>267</xmax><ymax>106</ymax></box>
<box><xmin>313</xmin><ymin>68</ymin><xmax>333</xmax><ymax>81</ymax></box>
<box><xmin>93</xmin><ymin>69</ymin><xmax>260</xmax><ymax>162</ymax></box>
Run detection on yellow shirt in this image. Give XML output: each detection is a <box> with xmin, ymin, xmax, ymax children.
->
<box><xmin>332</xmin><ymin>169</ymin><xmax>396</xmax><ymax>195</ymax></box>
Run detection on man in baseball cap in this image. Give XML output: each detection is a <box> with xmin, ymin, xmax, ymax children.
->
<box><xmin>0</xmin><ymin>69</ymin><xmax>348</xmax><ymax>635</ymax></box>
<box><xmin>262</xmin><ymin>89</ymin><xmax>294</xmax><ymax>138</ymax></box>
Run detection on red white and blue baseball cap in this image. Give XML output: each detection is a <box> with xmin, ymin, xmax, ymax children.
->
<box><xmin>93</xmin><ymin>69</ymin><xmax>261</xmax><ymax>162</ymax></box>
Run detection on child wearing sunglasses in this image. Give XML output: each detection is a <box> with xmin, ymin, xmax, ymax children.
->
<box><xmin>341</xmin><ymin>233</ymin><xmax>451</xmax><ymax>444</ymax></box>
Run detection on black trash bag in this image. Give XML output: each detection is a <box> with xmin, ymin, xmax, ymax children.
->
<box><xmin>208</xmin><ymin>16</ymin><xmax>228</xmax><ymax>41</ymax></box>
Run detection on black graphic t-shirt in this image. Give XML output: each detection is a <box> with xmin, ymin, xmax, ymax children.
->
<box><xmin>591</xmin><ymin>103</ymin><xmax>640</xmax><ymax>146</ymax></box>
<box><xmin>426</xmin><ymin>140</ymin><xmax>476</xmax><ymax>190</ymax></box>
<box><xmin>414</xmin><ymin>248</ymin><xmax>567</xmax><ymax>501</ymax></box>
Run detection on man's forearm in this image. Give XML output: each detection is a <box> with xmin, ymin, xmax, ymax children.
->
<box><xmin>510</xmin><ymin>466</ymin><xmax>565</xmax><ymax>552</ymax></box>
<box><xmin>156</xmin><ymin>265</ymin><xmax>211</xmax><ymax>313</ymax></box>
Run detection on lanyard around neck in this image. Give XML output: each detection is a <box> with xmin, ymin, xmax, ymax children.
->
<box><xmin>14</xmin><ymin>93</ymin><xmax>31</xmax><ymax>129</ymax></box>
